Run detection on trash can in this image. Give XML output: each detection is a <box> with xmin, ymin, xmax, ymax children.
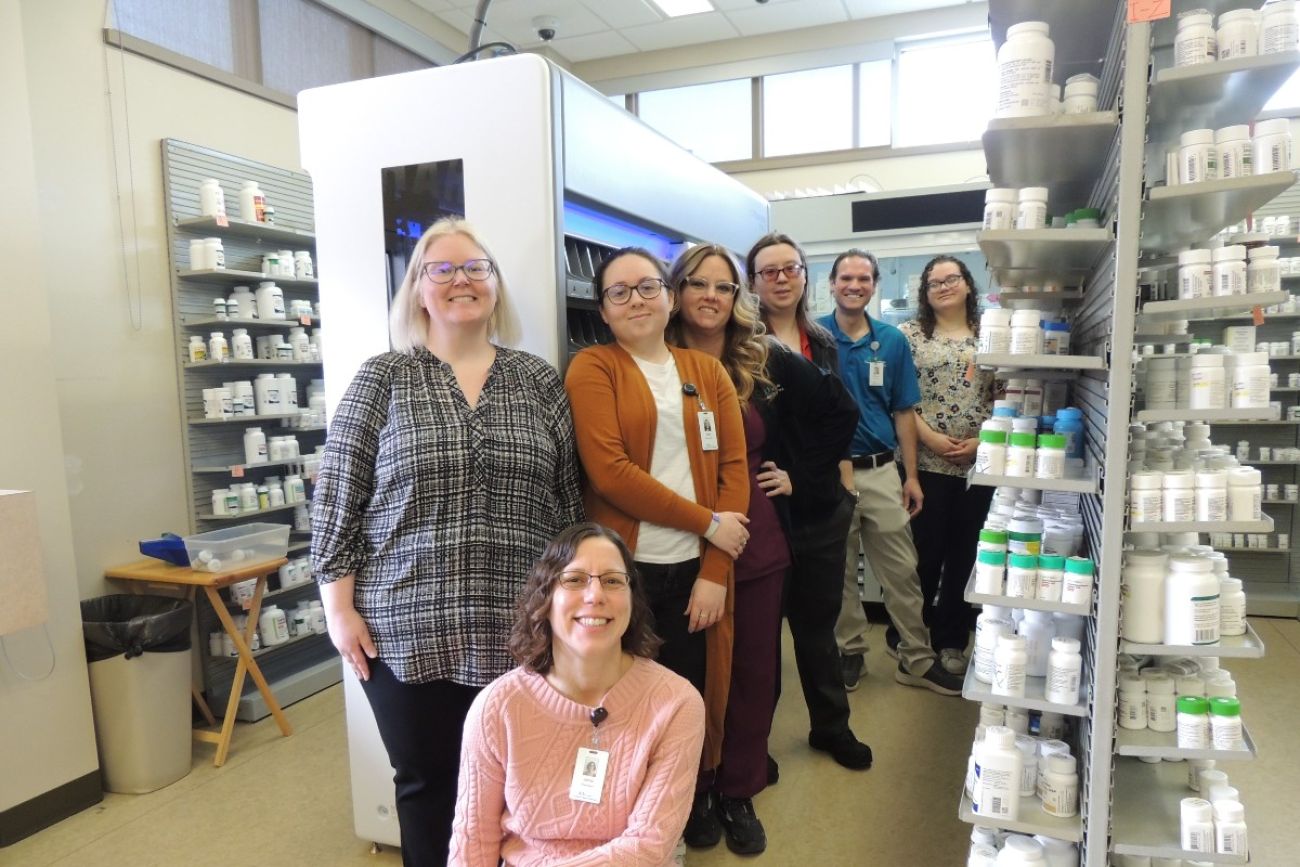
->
<box><xmin>81</xmin><ymin>595</ymin><xmax>194</xmax><ymax>793</ymax></box>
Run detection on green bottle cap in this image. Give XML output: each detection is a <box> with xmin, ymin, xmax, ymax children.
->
<box><xmin>979</xmin><ymin>529</ymin><xmax>1008</xmax><ymax>544</ymax></box>
<box><xmin>980</xmin><ymin>428</ymin><xmax>1008</xmax><ymax>444</ymax></box>
<box><xmin>977</xmin><ymin>549</ymin><xmax>1007</xmax><ymax>566</ymax></box>
<box><xmin>1038</xmin><ymin>553</ymin><xmax>1066</xmax><ymax>570</ymax></box>
<box><xmin>1065</xmin><ymin>557</ymin><xmax>1094</xmax><ymax>575</ymax></box>
<box><xmin>1177</xmin><ymin>695</ymin><xmax>1210</xmax><ymax>715</ymax></box>
<box><xmin>1009</xmin><ymin>553</ymin><xmax>1038</xmax><ymax>569</ymax></box>
<box><xmin>1010</xmin><ymin>432</ymin><xmax>1037</xmax><ymax>447</ymax></box>
<box><xmin>1076</xmin><ymin>208</ymin><xmax>1102</xmax><ymax>220</ymax></box>
<box><xmin>1038</xmin><ymin>434</ymin><xmax>1067</xmax><ymax>449</ymax></box>
<box><xmin>1209</xmin><ymin>697</ymin><xmax>1241</xmax><ymax>717</ymax></box>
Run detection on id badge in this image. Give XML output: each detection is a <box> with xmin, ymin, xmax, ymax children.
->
<box><xmin>868</xmin><ymin>361</ymin><xmax>885</xmax><ymax>387</ymax></box>
<box><xmin>698</xmin><ymin>411</ymin><xmax>719</xmax><ymax>451</ymax></box>
<box><xmin>569</xmin><ymin>747</ymin><xmax>609</xmax><ymax>804</ymax></box>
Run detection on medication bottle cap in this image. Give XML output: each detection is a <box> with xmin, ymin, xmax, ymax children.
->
<box><xmin>1177</xmin><ymin>695</ymin><xmax>1211</xmax><ymax>714</ymax></box>
<box><xmin>1208</xmin><ymin>697</ymin><xmax>1241</xmax><ymax>717</ymax></box>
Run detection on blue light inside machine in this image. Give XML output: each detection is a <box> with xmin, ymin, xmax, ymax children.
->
<box><xmin>563</xmin><ymin>201</ymin><xmax>676</xmax><ymax>263</ymax></box>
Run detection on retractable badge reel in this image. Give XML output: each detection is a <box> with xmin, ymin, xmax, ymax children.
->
<box><xmin>683</xmin><ymin>383</ymin><xmax>718</xmax><ymax>451</ymax></box>
<box><xmin>867</xmin><ymin>339</ymin><xmax>884</xmax><ymax>387</ymax></box>
<box><xmin>570</xmin><ymin>706</ymin><xmax>609</xmax><ymax>804</ymax></box>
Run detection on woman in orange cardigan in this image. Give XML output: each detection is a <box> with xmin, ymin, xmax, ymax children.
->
<box><xmin>564</xmin><ymin>246</ymin><xmax>749</xmax><ymax>840</ymax></box>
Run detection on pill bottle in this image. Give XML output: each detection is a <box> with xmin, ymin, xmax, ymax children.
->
<box><xmin>1034</xmin><ymin>553</ymin><xmax>1065</xmax><ymax>601</ymax></box>
<box><xmin>230</xmin><ymin>328</ymin><xmax>254</xmax><ymax>361</ymax></box>
<box><xmin>1035</xmin><ymin>740</ymin><xmax>1071</xmax><ymax>798</ymax></box>
<box><xmin>1180</xmin><ymin>796</ymin><xmax>1214</xmax><ymax>852</ymax></box>
<box><xmin>1129</xmin><ymin>471</ymin><xmax>1164</xmax><ymax>523</ymax></box>
<box><xmin>996</xmin><ymin>22</ymin><xmax>1054</xmax><ymax>119</ymax></box>
<box><xmin>1212</xmin><ymin>799</ymin><xmax>1249</xmax><ymax>855</ymax></box>
<box><xmin>1179</xmin><ymin>128</ymin><xmax>1217</xmax><ymax>184</ymax></box>
<box><xmin>1014</xmin><ymin>735</ymin><xmax>1038</xmax><ymax>797</ymax></box>
<box><xmin>1187</xmin><ymin>758</ymin><xmax>1216</xmax><ymax>792</ymax></box>
<box><xmin>1010</xmin><ymin>310</ymin><xmax>1043</xmax><ymax>354</ymax></box>
<box><xmin>259</xmin><ymin>605</ymin><xmax>289</xmax><ymax>646</ymax></box>
<box><xmin>188</xmin><ymin>238</ymin><xmax>209</xmax><ymax>271</ymax></box>
<box><xmin>1178</xmin><ymin>696</ymin><xmax>1213</xmax><ymax>748</ymax></box>
<box><xmin>978</xmin><ymin>528</ymin><xmax>1009</xmax><ymax>553</ymax></box>
<box><xmin>1007</xmin><ymin>516</ymin><xmax>1044</xmax><ymax>555</ymax></box>
<box><xmin>1189</xmin><ymin>354</ymin><xmax>1226</xmax><ymax>409</ymax></box>
<box><xmin>188</xmin><ymin>335</ymin><xmax>208</xmax><ymax>363</ymax></box>
<box><xmin>1209</xmin><ymin>697</ymin><xmax>1243</xmax><ymax>749</ymax></box>
<box><xmin>1253</xmin><ymin>117</ymin><xmax>1293</xmax><ymax>173</ymax></box>
<box><xmin>240</xmin><ymin>180</ymin><xmax>267</xmax><ymax>223</ymax></box>
<box><xmin>1161</xmin><ymin>470</ymin><xmax>1195</xmax><ymax>522</ymax></box>
<box><xmin>207</xmin><ymin>331</ymin><xmax>229</xmax><ymax>363</ymax></box>
<box><xmin>1006</xmin><ymin>432</ymin><xmax>1037</xmax><ymax>477</ymax></box>
<box><xmin>1144</xmin><ymin>358</ymin><xmax>1179</xmax><ymax>410</ymax></box>
<box><xmin>1044</xmin><ymin>637</ymin><xmax>1081</xmax><ymax>705</ymax></box>
<box><xmin>1211</xmin><ymin>245</ymin><xmax>1247</xmax><ymax>296</ymax></box>
<box><xmin>1178</xmin><ymin>248</ymin><xmax>1213</xmax><ymax>299</ymax></box>
<box><xmin>1217</xmin><ymin>8</ymin><xmax>1259</xmax><ymax>59</ymax></box>
<box><xmin>1015</xmin><ymin>187</ymin><xmax>1049</xmax><ymax>230</ymax></box>
<box><xmin>1061</xmin><ymin>73</ymin><xmax>1098</xmax><ymax>114</ymax></box>
<box><xmin>1039</xmin><ymin>754</ymin><xmax>1078</xmax><ymax>818</ymax></box>
<box><xmin>1122</xmin><ymin>549</ymin><xmax>1168</xmax><ymax>642</ymax></box>
<box><xmin>1194</xmin><ymin>470</ymin><xmax>1228</xmax><ymax>521</ymax></box>
<box><xmin>1230</xmin><ymin>351</ymin><xmax>1270</xmax><ymax>409</ymax></box>
<box><xmin>1034</xmin><ymin>434</ymin><xmax>1066</xmax><ymax>479</ymax></box>
<box><xmin>256</xmin><ymin>281</ymin><xmax>286</xmax><ymax>320</ymax></box>
<box><xmin>1040</xmin><ymin>320</ymin><xmax>1071</xmax><ymax>355</ymax></box>
<box><xmin>1006</xmin><ymin>553</ymin><xmax>1037</xmax><ymax>599</ymax></box>
<box><xmin>1147</xmin><ymin>674</ymin><xmax>1177</xmax><ymax>732</ymax></box>
<box><xmin>993</xmin><ymin>634</ymin><xmax>1028</xmax><ymax>698</ymax></box>
<box><xmin>974</xmin><ymin>549</ymin><xmax>1007</xmax><ymax>595</ymax></box>
<box><xmin>973</xmin><ymin>726</ymin><xmax>1023</xmax><ymax>819</ymax></box>
<box><xmin>199</xmin><ymin>178</ymin><xmax>227</xmax><ymax>218</ymax></box>
<box><xmin>974</xmin><ymin>614</ymin><xmax>1014</xmax><ymax>684</ymax></box>
<box><xmin>1176</xmin><ymin>8</ymin><xmax>1218</xmax><ymax>65</ymax></box>
<box><xmin>976</xmin><ymin>429</ymin><xmax>1009</xmax><ymax>474</ymax></box>
<box><xmin>1247</xmin><ymin>245</ymin><xmax>1281</xmax><ymax>294</ymax></box>
<box><xmin>1226</xmin><ymin>467</ymin><xmax>1262</xmax><ymax>520</ymax></box>
<box><xmin>1262</xmin><ymin>0</ymin><xmax>1299</xmax><ymax>53</ymax></box>
<box><xmin>1018</xmin><ymin>610</ymin><xmax>1054</xmax><ymax>676</ymax></box>
<box><xmin>984</xmin><ymin>188</ymin><xmax>1018</xmax><ymax>230</ymax></box>
<box><xmin>1060</xmin><ymin>557</ymin><xmax>1094</xmax><ymax>605</ymax></box>
<box><xmin>1052</xmin><ymin>408</ymin><xmax>1084</xmax><ymax>459</ymax></box>
<box><xmin>980</xmin><ymin>308</ymin><xmax>1013</xmax><ymax>353</ymax></box>
<box><xmin>1022</xmin><ymin>378</ymin><xmax>1045</xmax><ymax>417</ymax></box>
<box><xmin>1216</xmin><ymin>125</ymin><xmax>1253</xmax><ymax>179</ymax></box>
<box><xmin>1118</xmin><ymin>674</ymin><xmax>1149</xmax><ymax>730</ymax></box>
<box><xmin>1166</xmin><ymin>555</ymin><xmax>1220</xmax><ymax>645</ymax></box>
<box><xmin>228</xmin><ymin>285</ymin><xmax>257</xmax><ymax>319</ymax></box>
<box><xmin>1218</xmin><ymin>577</ymin><xmax>1246</xmax><ymax>637</ymax></box>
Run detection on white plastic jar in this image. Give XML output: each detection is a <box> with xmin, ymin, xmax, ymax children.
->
<box><xmin>1035</xmin><ymin>434</ymin><xmax>1066</xmax><ymax>479</ymax></box>
<box><xmin>976</xmin><ymin>429</ymin><xmax>1009</xmax><ymax>475</ymax></box>
<box><xmin>1217</xmin><ymin>8</ymin><xmax>1260</xmax><ymax>59</ymax></box>
<box><xmin>240</xmin><ymin>180</ymin><xmax>267</xmax><ymax>223</ymax></box>
<box><xmin>1006</xmin><ymin>432</ymin><xmax>1038</xmax><ymax>477</ymax></box>
<box><xmin>256</xmin><ymin>281</ymin><xmax>286</xmax><ymax>320</ymax></box>
<box><xmin>1194</xmin><ymin>470</ymin><xmax>1228</xmax><ymax>521</ymax></box>
<box><xmin>979</xmin><ymin>308</ymin><xmax>1013</xmax><ymax>353</ymax></box>
<box><xmin>984</xmin><ymin>188</ymin><xmax>1018</xmax><ymax>230</ymax></box>
<box><xmin>1122</xmin><ymin>549</ymin><xmax>1168</xmax><ymax>643</ymax></box>
<box><xmin>974</xmin><ymin>549</ymin><xmax>1007</xmax><ymax>594</ymax></box>
<box><xmin>1006</xmin><ymin>553</ymin><xmax>1037</xmax><ymax>598</ymax></box>
<box><xmin>1178</xmin><ymin>248</ymin><xmax>1213</xmax><ymax>299</ymax></box>
<box><xmin>1213</xmin><ymin>799</ymin><xmax>1249</xmax><ymax>856</ymax></box>
<box><xmin>1015</xmin><ymin>187</ymin><xmax>1049</xmax><ymax>230</ymax></box>
<box><xmin>1129</xmin><ymin>471</ymin><xmax>1164</xmax><ymax>523</ymax></box>
<box><xmin>1165</xmin><ymin>555</ymin><xmax>1220</xmax><ymax>645</ymax></box>
<box><xmin>1211</xmin><ymin>245</ymin><xmax>1248</xmax><ymax>296</ymax></box>
<box><xmin>1219</xmin><ymin>577</ymin><xmax>1247</xmax><ymax>636</ymax></box>
<box><xmin>992</xmin><ymin>634</ymin><xmax>1028</xmax><ymax>698</ymax></box>
<box><xmin>1253</xmin><ymin>117</ymin><xmax>1293</xmax><ymax>173</ymax></box>
<box><xmin>1061</xmin><ymin>557</ymin><xmax>1094</xmax><ymax>605</ymax></box>
<box><xmin>1230</xmin><ymin>351</ymin><xmax>1271</xmax><ymax>409</ymax></box>
<box><xmin>1247</xmin><ymin>245</ymin><xmax>1281</xmax><ymax>294</ymax></box>
<box><xmin>1061</xmin><ymin>73</ymin><xmax>1098</xmax><ymax>114</ymax></box>
<box><xmin>1044</xmin><ymin>637</ymin><xmax>1081</xmax><ymax>705</ymax></box>
<box><xmin>1226</xmin><ymin>466</ymin><xmax>1262</xmax><ymax>520</ymax></box>
<box><xmin>1180</xmin><ymin>795</ymin><xmax>1214</xmax><ymax>852</ymax></box>
<box><xmin>228</xmin><ymin>285</ymin><xmax>257</xmax><ymax>319</ymax></box>
<box><xmin>1146</xmin><ymin>673</ymin><xmax>1177</xmax><ymax>732</ymax></box>
<box><xmin>1179</xmin><ymin>129</ymin><xmax>1218</xmax><ymax>184</ymax></box>
<box><xmin>1189</xmin><ymin>354</ymin><xmax>1226</xmax><ymax>409</ymax></box>
<box><xmin>1145</xmin><ymin>357</ymin><xmax>1178</xmax><ymax>409</ymax></box>
<box><xmin>1022</xmin><ymin>378</ymin><xmax>1045</xmax><ymax>417</ymax></box>
<box><xmin>204</xmin><ymin>238</ymin><xmax>226</xmax><ymax>270</ymax></box>
<box><xmin>1209</xmin><ymin>697</ymin><xmax>1243</xmax><ymax>749</ymax></box>
<box><xmin>1040</xmin><ymin>321</ymin><xmax>1070</xmax><ymax>355</ymax></box>
<box><xmin>974</xmin><ymin>615</ymin><xmax>1014</xmax><ymax>684</ymax></box>
<box><xmin>1162</xmin><ymin>470</ymin><xmax>1195</xmax><ymax>521</ymax></box>
<box><xmin>1018</xmin><ymin>609</ymin><xmax>1054</xmax><ymax>677</ymax></box>
<box><xmin>199</xmin><ymin>178</ymin><xmax>227</xmax><ymax>219</ymax></box>
<box><xmin>1118</xmin><ymin>674</ymin><xmax>1148</xmax><ymax>730</ymax></box>
<box><xmin>1261</xmin><ymin>0</ymin><xmax>1299</xmax><ymax>54</ymax></box>
<box><xmin>995</xmin><ymin>22</ymin><xmax>1055</xmax><ymax>118</ymax></box>
<box><xmin>1035</xmin><ymin>553</ymin><xmax>1066</xmax><ymax>601</ymax></box>
<box><xmin>1039</xmin><ymin>754</ymin><xmax>1078</xmax><ymax>818</ymax></box>
<box><xmin>1009</xmin><ymin>309</ymin><xmax>1043</xmax><ymax>354</ymax></box>
<box><xmin>1216</xmin><ymin>125</ymin><xmax>1253</xmax><ymax>179</ymax></box>
<box><xmin>1175</xmin><ymin>8</ymin><xmax>1218</xmax><ymax>66</ymax></box>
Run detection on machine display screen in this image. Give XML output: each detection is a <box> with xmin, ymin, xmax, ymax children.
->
<box><xmin>381</xmin><ymin>159</ymin><xmax>466</xmax><ymax>305</ymax></box>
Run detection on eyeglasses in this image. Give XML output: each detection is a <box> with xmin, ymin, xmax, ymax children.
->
<box><xmin>421</xmin><ymin>259</ymin><xmax>495</xmax><ymax>283</ymax></box>
<box><xmin>925</xmin><ymin>273</ymin><xmax>965</xmax><ymax>292</ymax></box>
<box><xmin>682</xmin><ymin>276</ymin><xmax>740</xmax><ymax>296</ymax></box>
<box><xmin>602</xmin><ymin>278</ymin><xmax>666</xmax><ymax>305</ymax></box>
<box><xmin>755</xmin><ymin>263</ymin><xmax>805</xmax><ymax>282</ymax></box>
<box><xmin>557</xmin><ymin>570</ymin><xmax>631</xmax><ymax>591</ymax></box>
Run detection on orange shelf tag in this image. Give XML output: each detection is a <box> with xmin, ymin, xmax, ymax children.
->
<box><xmin>231</xmin><ymin>466</ymin><xmax>245</xmax><ymax>478</ymax></box>
<box><xmin>1252</xmin><ymin>306</ymin><xmax>1266</xmax><ymax>326</ymax></box>
<box><xmin>1128</xmin><ymin>0</ymin><xmax>1170</xmax><ymax>22</ymax></box>
<box><xmin>215</xmin><ymin>214</ymin><xmax>229</xmax><ymax>228</ymax></box>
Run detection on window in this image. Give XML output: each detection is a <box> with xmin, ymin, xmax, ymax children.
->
<box><xmin>259</xmin><ymin>0</ymin><xmax>371</xmax><ymax>96</ymax></box>
<box><xmin>1265</xmin><ymin>68</ymin><xmax>1300</xmax><ymax>113</ymax></box>
<box><xmin>894</xmin><ymin>36</ymin><xmax>995</xmax><ymax>148</ymax></box>
<box><xmin>857</xmin><ymin>60</ymin><xmax>893</xmax><ymax>149</ymax></box>
<box><xmin>638</xmin><ymin>79</ymin><xmax>753</xmax><ymax>163</ymax></box>
<box><xmin>109</xmin><ymin>0</ymin><xmax>238</xmax><ymax>72</ymax></box>
<box><xmin>763</xmin><ymin>65</ymin><xmax>855</xmax><ymax>157</ymax></box>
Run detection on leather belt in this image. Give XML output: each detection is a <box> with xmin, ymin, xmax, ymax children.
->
<box><xmin>850</xmin><ymin>450</ymin><xmax>895</xmax><ymax>470</ymax></box>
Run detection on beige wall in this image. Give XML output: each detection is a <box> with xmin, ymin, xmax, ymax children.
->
<box><xmin>21</xmin><ymin>0</ymin><xmax>302</xmax><ymax>599</ymax></box>
<box><xmin>729</xmin><ymin>148</ymin><xmax>989</xmax><ymax>199</ymax></box>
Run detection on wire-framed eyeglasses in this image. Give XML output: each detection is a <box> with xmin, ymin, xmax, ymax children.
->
<box><xmin>556</xmin><ymin>571</ymin><xmax>632</xmax><ymax>591</ymax></box>
<box><xmin>421</xmin><ymin>259</ymin><xmax>495</xmax><ymax>283</ymax></box>
<box><xmin>602</xmin><ymin>278</ymin><xmax>666</xmax><ymax>305</ymax></box>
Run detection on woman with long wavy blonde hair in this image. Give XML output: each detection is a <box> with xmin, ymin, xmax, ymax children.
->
<box><xmin>667</xmin><ymin>243</ymin><xmax>859</xmax><ymax>856</ymax></box>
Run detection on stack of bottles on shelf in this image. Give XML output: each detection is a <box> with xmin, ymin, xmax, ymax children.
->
<box><xmin>1171</xmin><ymin>239</ymin><xmax>1284</xmax><ymax>300</ymax></box>
<box><xmin>1169</xmin><ymin>120</ymin><xmax>1292</xmax><ymax>186</ymax></box>
<box><xmin>1173</xmin><ymin>3</ymin><xmax>1299</xmax><ymax>69</ymax></box>
<box><xmin>206</xmin><ymin>601</ymin><xmax>326</xmax><ymax>657</ymax></box>
<box><xmin>975</xmin><ymin>398</ymin><xmax>1087</xmax><ymax>481</ymax></box>
<box><xmin>1136</xmin><ymin>328</ymin><xmax>1276</xmax><ymax>413</ymax></box>
<box><xmin>979</xmin><ymin>306</ymin><xmax>1073</xmax><ymax>357</ymax></box>
<box><xmin>1117</xmin><ymin>655</ymin><xmax>1245</xmax><ymax>748</ymax></box>
<box><xmin>1127</xmin><ymin>421</ymin><xmax>1266</xmax><ymax>522</ymax></box>
<box><xmin>200</xmin><ymin>376</ymin><xmax>326</xmax><ymax>429</ymax></box>
<box><xmin>211</xmin><ymin>472</ymin><xmax>310</xmax><ymax>518</ymax></box>
<box><xmin>198</xmin><ymin>177</ymin><xmax>275</xmax><ymax>225</ymax></box>
<box><xmin>983</xmin><ymin>187</ymin><xmax>1104</xmax><ymax>234</ymax></box>
<box><xmin>190</xmin><ymin>322</ymin><xmax>321</xmax><ymax>364</ymax></box>
<box><xmin>968</xmin><ymin>830</ymin><xmax>1078</xmax><ymax>866</ymax></box>
<box><xmin>994</xmin><ymin>18</ymin><xmax>1099</xmax><ymax>121</ymax></box>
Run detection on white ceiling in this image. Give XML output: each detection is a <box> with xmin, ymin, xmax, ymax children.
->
<box><xmin>409</xmin><ymin>0</ymin><xmax>977</xmax><ymax>63</ymax></box>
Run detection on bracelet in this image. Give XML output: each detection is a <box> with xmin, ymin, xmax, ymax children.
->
<box><xmin>703</xmin><ymin>512</ymin><xmax>721</xmax><ymax>540</ymax></box>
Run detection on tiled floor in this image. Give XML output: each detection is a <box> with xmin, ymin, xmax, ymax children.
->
<box><xmin>5</xmin><ymin>619</ymin><xmax>1296</xmax><ymax>866</ymax></box>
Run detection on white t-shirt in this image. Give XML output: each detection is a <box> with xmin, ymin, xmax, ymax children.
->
<box><xmin>631</xmin><ymin>355</ymin><xmax>700</xmax><ymax>564</ymax></box>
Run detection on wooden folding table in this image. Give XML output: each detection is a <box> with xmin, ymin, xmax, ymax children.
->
<box><xmin>104</xmin><ymin>557</ymin><xmax>293</xmax><ymax>766</ymax></box>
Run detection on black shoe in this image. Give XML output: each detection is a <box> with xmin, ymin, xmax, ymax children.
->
<box><xmin>894</xmin><ymin>660</ymin><xmax>963</xmax><ymax>696</ymax></box>
<box><xmin>884</xmin><ymin>630</ymin><xmax>900</xmax><ymax>660</ymax></box>
<box><xmin>717</xmin><ymin>795</ymin><xmax>767</xmax><ymax>855</ymax></box>
<box><xmin>766</xmin><ymin>753</ymin><xmax>779</xmax><ymax>786</ymax></box>
<box><xmin>841</xmin><ymin>652</ymin><xmax>864</xmax><ymax>691</ymax></box>
<box><xmin>684</xmin><ymin>790</ymin><xmax>722</xmax><ymax>848</ymax></box>
<box><xmin>808</xmin><ymin>729</ymin><xmax>873</xmax><ymax>770</ymax></box>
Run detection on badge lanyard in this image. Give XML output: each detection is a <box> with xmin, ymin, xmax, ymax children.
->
<box><xmin>682</xmin><ymin>383</ymin><xmax>719</xmax><ymax>451</ymax></box>
<box><xmin>862</xmin><ymin>320</ymin><xmax>885</xmax><ymax>388</ymax></box>
<box><xmin>570</xmin><ymin>706</ymin><xmax>610</xmax><ymax>804</ymax></box>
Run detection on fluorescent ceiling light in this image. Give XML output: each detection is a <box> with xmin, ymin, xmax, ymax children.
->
<box><xmin>649</xmin><ymin>0</ymin><xmax>715</xmax><ymax>18</ymax></box>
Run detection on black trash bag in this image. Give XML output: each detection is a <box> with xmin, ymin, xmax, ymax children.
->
<box><xmin>80</xmin><ymin>595</ymin><xmax>193</xmax><ymax>663</ymax></box>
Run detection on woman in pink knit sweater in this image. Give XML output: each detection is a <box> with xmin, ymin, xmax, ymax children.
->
<box><xmin>449</xmin><ymin>523</ymin><xmax>706</xmax><ymax>866</ymax></box>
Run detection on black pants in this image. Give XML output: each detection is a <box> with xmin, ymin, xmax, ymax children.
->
<box><xmin>360</xmin><ymin>659</ymin><xmax>481</xmax><ymax>867</ymax></box>
<box><xmin>910</xmin><ymin>470</ymin><xmax>994</xmax><ymax>652</ymax></box>
<box><xmin>781</xmin><ymin>493</ymin><xmax>854</xmax><ymax>738</ymax></box>
<box><xmin>636</xmin><ymin>558</ymin><xmax>707</xmax><ymax>695</ymax></box>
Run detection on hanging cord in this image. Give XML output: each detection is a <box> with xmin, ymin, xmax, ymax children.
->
<box><xmin>0</xmin><ymin>626</ymin><xmax>58</xmax><ymax>681</ymax></box>
<box><xmin>103</xmin><ymin>0</ymin><xmax>145</xmax><ymax>331</ymax></box>
<box><xmin>453</xmin><ymin>42</ymin><xmax>517</xmax><ymax>64</ymax></box>
<box><xmin>467</xmin><ymin>0</ymin><xmax>493</xmax><ymax>54</ymax></box>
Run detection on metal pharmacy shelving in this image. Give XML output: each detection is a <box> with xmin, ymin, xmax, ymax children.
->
<box><xmin>162</xmin><ymin>139</ymin><xmax>335</xmax><ymax>721</ymax></box>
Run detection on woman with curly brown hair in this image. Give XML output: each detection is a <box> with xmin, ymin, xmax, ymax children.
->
<box><xmin>449</xmin><ymin>523</ymin><xmax>705</xmax><ymax>866</ymax></box>
<box><xmin>899</xmin><ymin>255</ymin><xmax>998</xmax><ymax>674</ymax></box>
<box><xmin>669</xmin><ymin>243</ymin><xmax>864</xmax><ymax>856</ymax></box>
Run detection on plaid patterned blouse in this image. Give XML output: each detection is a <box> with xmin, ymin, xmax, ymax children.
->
<box><xmin>311</xmin><ymin>347</ymin><xmax>583</xmax><ymax>686</ymax></box>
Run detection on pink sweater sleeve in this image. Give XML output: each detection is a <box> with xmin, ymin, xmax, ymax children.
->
<box><xmin>449</xmin><ymin>689</ymin><xmax>508</xmax><ymax>867</ymax></box>
<box><xmin>519</xmin><ymin>691</ymin><xmax>706</xmax><ymax>867</ymax></box>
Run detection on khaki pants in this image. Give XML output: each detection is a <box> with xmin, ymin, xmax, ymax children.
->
<box><xmin>835</xmin><ymin>463</ymin><xmax>936</xmax><ymax>675</ymax></box>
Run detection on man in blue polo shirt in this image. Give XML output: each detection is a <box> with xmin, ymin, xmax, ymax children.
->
<box><xmin>818</xmin><ymin>249</ymin><xmax>961</xmax><ymax>696</ymax></box>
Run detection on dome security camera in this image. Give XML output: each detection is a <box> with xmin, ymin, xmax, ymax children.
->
<box><xmin>532</xmin><ymin>15</ymin><xmax>559</xmax><ymax>42</ymax></box>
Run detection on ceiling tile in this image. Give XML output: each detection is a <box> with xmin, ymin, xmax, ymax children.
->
<box><xmin>549</xmin><ymin>30</ymin><xmax>641</xmax><ymax>62</ymax></box>
<box><xmin>580</xmin><ymin>0</ymin><xmax>663</xmax><ymax>29</ymax></box>
<box><xmin>842</xmin><ymin>0</ymin><xmax>969</xmax><ymax>19</ymax></box>
<box><xmin>725</xmin><ymin>0</ymin><xmax>848</xmax><ymax>36</ymax></box>
<box><xmin>620</xmin><ymin>12</ymin><xmax>739</xmax><ymax>52</ymax></box>
<box><xmin>710</xmin><ymin>0</ymin><xmax>807</xmax><ymax>9</ymax></box>
<box><xmin>409</xmin><ymin>0</ymin><xmax>454</xmax><ymax>12</ymax></box>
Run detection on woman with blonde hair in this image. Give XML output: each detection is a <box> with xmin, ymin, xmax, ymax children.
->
<box><xmin>668</xmin><ymin>243</ymin><xmax>863</xmax><ymax>855</ymax></box>
<box><xmin>313</xmin><ymin>218</ymin><xmax>582</xmax><ymax>865</ymax></box>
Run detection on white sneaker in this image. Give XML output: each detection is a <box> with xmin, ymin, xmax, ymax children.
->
<box><xmin>672</xmin><ymin>837</ymin><xmax>687</xmax><ymax>865</ymax></box>
<box><xmin>940</xmin><ymin>648</ymin><xmax>968</xmax><ymax>675</ymax></box>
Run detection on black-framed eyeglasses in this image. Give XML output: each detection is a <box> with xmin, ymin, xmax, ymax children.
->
<box><xmin>557</xmin><ymin>570</ymin><xmax>632</xmax><ymax>591</ymax></box>
<box><xmin>421</xmin><ymin>259</ymin><xmax>495</xmax><ymax>284</ymax></box>
<box><xmin>755</xmin><ymin>263</ymin><xmax>805</xmax><ymax>282</ymax></box>
<box><xmin>682</xmin><ymin>276</ymin><xmax>740</xmax><ymax>296</ymax></box>
<box><xmin>925</xmin><ymin>273</ymin><xmax>965</xmax><ymax>292</ymax></box>
<box><xmin>602</xmin><ymin>278</ymin><xmax>666</xmax><ymax>305</ymax></box>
